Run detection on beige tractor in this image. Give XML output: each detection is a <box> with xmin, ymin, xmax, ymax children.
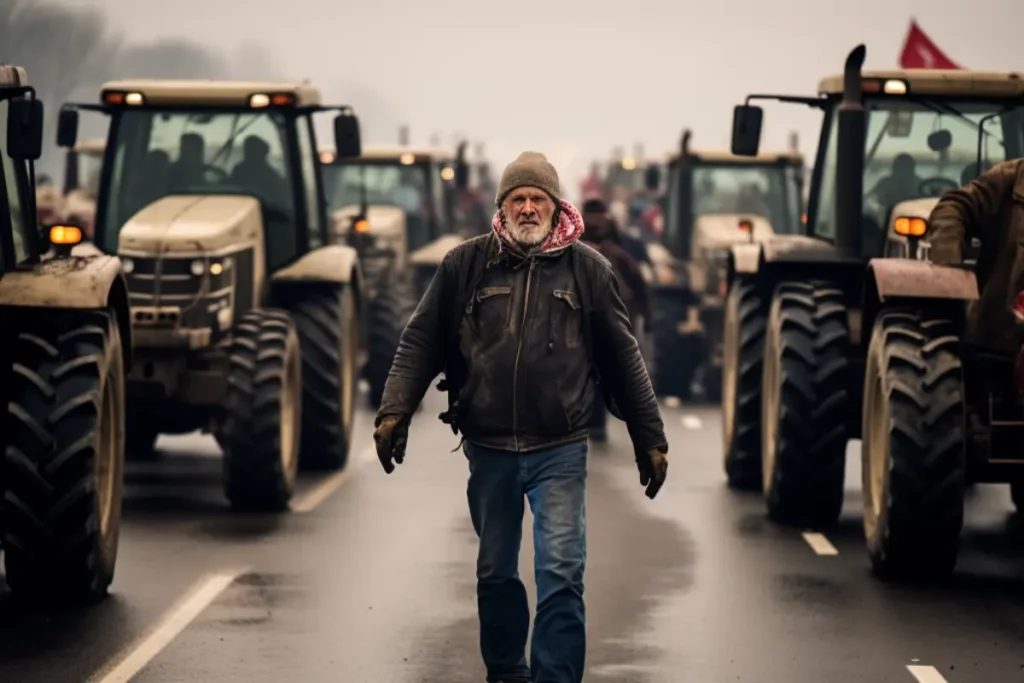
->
<box><xmin>646</xmin><ymin>130</ymin><xmax>806</xmax><ymax>402</ymax></box>
<box><xmin>0</xmin><ymin>64</ymin><xmax>131</xmax><ymax>602</ymax></box>
<box><xmin>57</xmin><ymin>78</ymin><xmax>365</xmax><ymax>511</ymax></box>
<box><xmin>723</xmin><ymin>46</ymin><xmax>1024</xmax><ymax>582</ymax></box>
<box><xmin>320</xmin><ymin>144</ymin><xmax>470</xmax><ymax>407</ymax></box>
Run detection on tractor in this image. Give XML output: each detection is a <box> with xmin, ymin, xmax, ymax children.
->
<box><xmin>0</xmin><ymin>64</ymin><xmax>131</xmax><ymax>601</ymax></box>
<box><xmin>647</xmin><ymin>131</ymin><xmax>806</xmax><ymax>401</ymax></box>
<box><xmin>724</xmin><ymin>44</ymin><xmax>1024</xmax><ymax>579</ymax></box>
<box><xmin>57</xmin><ymin>79</ymin><xmax>365</xmax><ymax>511</ymax></box>
<box><xmin>319</xmin><ymin>144</ymin><xmax>471</xmax><ymax>407</ymax></box>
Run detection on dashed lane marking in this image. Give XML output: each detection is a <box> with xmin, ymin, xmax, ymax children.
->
<box><xmin>291</xmin><ymin>446</ymin><xmax>375</xmax><ymax>513</ymax></box>
<box><xmin>907</xmin><ymin>665</ymin><xmax>949</xmax><ymax>682</ymax></box>
<box><xmin>680</xmin><ymin>414</ymin><xmax>703</xmax><ymax>430</ymax></box>
<box><xmin>801</xmin><ymin>531</ymin><xmax>839</xmax><ymax>555</ymax></box>
<box><xmin>94</xmin><ymin>569</ymin><xmax>245</xmax><ymax>683</ymax></box>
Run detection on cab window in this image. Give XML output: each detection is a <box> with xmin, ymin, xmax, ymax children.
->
<box><xmin>101</xmin><ymin>109</ymin><xmax>298</xmax><ymax>270</ymax></box>
<box><xmin>0</xmin><ymin>99</ymin><xmax>35</xmax><ymax>264</ymax></box>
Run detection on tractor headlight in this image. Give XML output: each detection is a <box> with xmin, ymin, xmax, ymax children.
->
<box><xmin>190</xmin><ymin>259</ymin><xmax>205</xmax><ymax>276</ymax></box>
<box><xmin>121</xmin><ymin>257</ymin><xmax>135</xmax><ymax>274</ymax></box>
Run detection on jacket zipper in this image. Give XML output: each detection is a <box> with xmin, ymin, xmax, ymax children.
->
<box><xmin>511</xmin><ymin>258</ymin><xmax>537</xmax><ymax>452</ymax></box>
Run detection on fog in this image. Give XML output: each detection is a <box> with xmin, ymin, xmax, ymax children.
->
<box><xmin>24</xmin><ymin>0</ymin><xmax>1024</xmax><ymax>188</ymax></box>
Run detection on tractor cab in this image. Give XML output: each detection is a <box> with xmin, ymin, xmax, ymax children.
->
<box><xmin>320</xmin><ymin>145</ymin><xmax>467</xmax><ymax>249</ymax></box>
<box><xmin>733</xmin><ymin>67</ymin><xmax>1024</xmax><ymax>266</ymax></box>
<box><xmin>655</xmin><ymin>139</ymin><xmax>806</xmax><ymax>287</ymax></box>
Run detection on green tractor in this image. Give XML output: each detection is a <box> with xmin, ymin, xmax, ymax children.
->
<box><xmin>724</xmin><ymin>44</ymin><xmax>1024</xmax><ymax>579</ymax></box>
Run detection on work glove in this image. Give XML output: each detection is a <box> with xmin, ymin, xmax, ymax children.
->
<box><xmin>636</xmin><ymin>445</ymin><xmax>668</xmax><ymax>499</ymax></box>
<box><xmin>374</xmin><ymin>414</ymin><xmax>410</xmax><ymax>474</ymax></box>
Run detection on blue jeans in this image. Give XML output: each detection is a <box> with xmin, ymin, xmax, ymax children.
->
<box><xmin>464</xmin><ymin>439</ymin><xmax>588</xmax><ymax>683</ymax></box>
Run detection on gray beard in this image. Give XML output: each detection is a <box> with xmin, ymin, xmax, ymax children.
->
<box><xmin>507</xmin><ymin>220</ymin><xmax>552</xmax><ymax>251</ymax></box>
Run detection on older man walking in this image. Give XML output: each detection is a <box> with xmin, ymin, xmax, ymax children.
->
<box><xmin>373</xmin><ymin>151</ymin><xmax>668</xmax><ymax>683</ymax></box>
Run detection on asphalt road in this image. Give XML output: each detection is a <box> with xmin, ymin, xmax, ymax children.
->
<box><xmin>2</xmin><ymin>389</ymin><xmax>1024</xmax><ymax>682</ymax></box>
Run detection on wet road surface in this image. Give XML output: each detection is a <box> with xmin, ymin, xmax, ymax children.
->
<box><xmin>2</xmin><ymin>390</ymin><xmax>1024</xmax><ymax>682</ymax></box>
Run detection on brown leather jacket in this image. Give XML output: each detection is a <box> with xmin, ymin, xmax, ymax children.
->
<box><xmin>928</xmin><ymin>158</ymin><xmax>1024</xmax><ymax>353</ymax></box>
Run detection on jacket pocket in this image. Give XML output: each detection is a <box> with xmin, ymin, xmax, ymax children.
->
<box><xmin>470</xmin><ymin>285</ymin><xmax>513</xmax><ymax>335</ymax></box>
<box><xmin>552</xmin><ymin>289</ymin><xmax>583</xmax><ymax>349</ymax></box>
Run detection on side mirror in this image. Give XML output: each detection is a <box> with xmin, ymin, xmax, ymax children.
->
<box><xmin>56</xmin><ymin>107</ymin><xmax>79</xmax><ymax>149</ymax></box>
<box><xmin>455</xmin><ymin>162</ymin><xmax>469</xmax><ymax>190</ymax></box>
<box><xmin>731</xmin><ymin>104</ymin><xmax>763</xmax><ymax>157</ymax></box>
<box><xmin>644</xmin><ymin>164</ymin><xmax>661</xmax><ymax>190</ymax></box>
<box><xmin>333</xmin><ymin>112</ymin><xmax>361</xmax><ymax>158</ymax></box>
<box><xmin>7</xmin><ymin>97</ymin><xmax>43</xmax><ymax>161</ymax></box>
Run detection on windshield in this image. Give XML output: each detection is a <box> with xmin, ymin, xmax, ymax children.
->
<box><xmin>321</xmin><ymin>161</ymin><xmax>436</xmax><ymax>250</ymax></box>
<box><xmin>691</xmin><ymin>162</ymin><xmax>803</xmax><ymax>233</ymax></box>
<box><xmin>98</xmin><ymin>109</ymin><xmax>295</xmax><ymax>251</ymax></box>
<box><xmin>812</xmin><ymin>98</ymin><xmax>1024</xmax><ymax>256</ymax></box>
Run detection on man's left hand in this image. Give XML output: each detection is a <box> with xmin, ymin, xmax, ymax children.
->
<box><xmin>636</xmin><ymin>446</ymin><xmax>668</xmax><ymax>499</ymax></box>
<box><xmin>374</xmin><ymin>415</ymin><xmax>410</xmax><ymax>474</ymax></box>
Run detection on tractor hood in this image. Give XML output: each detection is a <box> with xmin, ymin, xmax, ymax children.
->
<box><xmin>117</xmin><ymin>195</ymin><xmax>262</xmax><ymax>256</ymax></box>
<box><xmin>692</xmin><ymin>214</ymin><xmax>774</xmax><ymax>254</ymax></box>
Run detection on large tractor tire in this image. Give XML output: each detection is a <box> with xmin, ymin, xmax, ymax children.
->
<box><xmin>364</xmin><ymin>277</ymin><xmax>418</xmax><ymax>409</ymax></box>
<box><xmin>286</xmin><ymin>286</ymin><xmax>358</xmax><ymax>471</ymax></box>
<box><xmin>722</xmin><ymin>277</ymin><xmax>765</xmax><ymax>491</ymax></box>
<box><xmin>2</xmin><ymin>309</ymin><xmax>126</xmax><ymax>602</ymax></box>
<box><xmin>219</xmin><ymin>309</ymin><xmax>302</xmax><ymax>511</ymax></box>
<box><xmin>862</xmin><ymin>310</ymin><xmax>966</xmax><ymax>580</ymax></box>
<box><xmin>761</xmin><ymin>281</ymin><xmax>850</xmax><ymax>528</ymax></box>
<box><xmin>652</xmin><ymin>290</ymin><xmax>698</xmax><ymax>399</ymax></box>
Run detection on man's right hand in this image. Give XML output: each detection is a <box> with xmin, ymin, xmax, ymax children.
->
<box><xmin>636</xmin><ymin>446</ymin><xmax>668</xmax><ymax>499</ymax></box>
<box><xmin>374</xmin><ymin>415</ymin><xmax>410</xmax><ymax>474</ymax></box>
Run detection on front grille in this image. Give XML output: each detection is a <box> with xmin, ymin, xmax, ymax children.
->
<box><xmin>123</xmin><ymin>255</ymin><xmax>233</xmax><ymax>307</ymax></box>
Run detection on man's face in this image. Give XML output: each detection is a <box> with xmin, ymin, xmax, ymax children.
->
<box><xmin>502</xmin><ymin>186</ymin><xmax>555</xmax><ymax>248</ymax></box>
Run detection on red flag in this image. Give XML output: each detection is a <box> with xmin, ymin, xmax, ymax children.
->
<box><xmin>899</xmin><ymin>20</ymin><xmax>961</xmax><ymax>69</ymax></box>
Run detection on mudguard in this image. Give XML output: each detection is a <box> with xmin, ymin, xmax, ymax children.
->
<box><xmin>409</xmin><ymin>234</ymin><xmax>466</xmax><ymax>267</ymax></box>
<box><xmin>867</xmin><ymin>258</ymin><xmax>978</xmax><ymax>301</ymax></box>
<box><xmin>761</xmin><ymin>235</ymin><xmax>841</xmax><ymax>263</ymax></box>
<box><xmin>271</xmin><ymin>244</ymin><xmax>361</xmax><ymax>284</ymax></box>
<box><xmin>0</xmin><ymin>253</ymin><xmax>125</xmax><ymax>308</ymax></box>
<box><xmin>0</xmin><ymin>253</ymin><xmax>133</xmax><ymax>369</ymax></box>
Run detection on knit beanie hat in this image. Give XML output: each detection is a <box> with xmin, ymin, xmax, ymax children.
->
<box><xmin>495</xmin><ymin>152</ymin><xmax>561</xmax><ymax>207</ymax></box>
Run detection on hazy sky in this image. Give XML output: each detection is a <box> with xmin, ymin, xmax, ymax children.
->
<box><xmin>56</xmin><ymin>0</ymin><xmax>1024</xmax><ymax>190</ymax></box>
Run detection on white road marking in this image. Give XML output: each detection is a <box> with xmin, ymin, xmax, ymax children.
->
<box><xmin>907</xmin><ymin>665</ymin><xmax>949</xmax><ymax>682</ymax></box>
<box><xmin>94</xmin><ymin>569</ymin><xmax>244</xmax><ymax>683</ymax></box>
<box><xmin>680</xmin><ymin>414</ymin><xmax>703</xmax><ymax>430</ymax></box>
<box><xmin>291</xmin><ymin>446</ymin><xmax>375</xmax><ymax>513</ymax></box>
<box><xmin>801</xmin><ymin>531</ymin><xmax>839</xmax><ymax>555</ymax></box>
